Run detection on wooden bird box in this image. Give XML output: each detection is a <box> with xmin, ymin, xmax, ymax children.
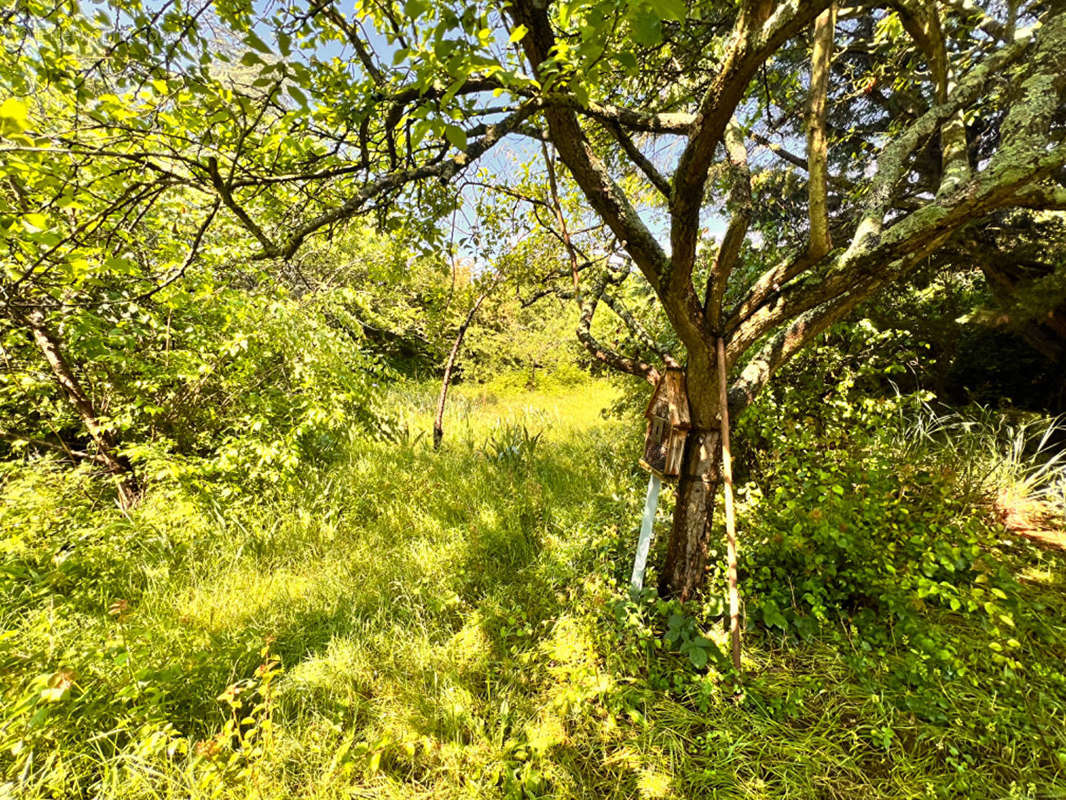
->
<box><xmin>640</xmin><ymin>368</ymin><xmax>691</xmax><ymax>479</ymax></box>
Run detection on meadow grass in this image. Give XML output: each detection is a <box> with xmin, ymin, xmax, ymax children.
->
<box><xmin>1</xmin><ymin>380</ymin><xmax>1064</xmax><ymax>799</ymax></box>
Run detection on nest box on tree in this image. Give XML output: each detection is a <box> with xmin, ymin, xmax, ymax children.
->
<box><xmin>640</xmin><ymin>367</ymin><xmax>691</xmax><ymax>479</ymax></box>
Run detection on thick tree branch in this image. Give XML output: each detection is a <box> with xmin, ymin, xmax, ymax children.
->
<box><xmin>576</xmin><ymin>270</ymin><xmax>660</xmax><ymax>384</ymax></box>
<box><xmin>669</xmin><ymin>0</ymin><xmax>831</xmax><ymax>284</ymax></box>
<box><xmin>704</xmin><ymin>119</ymin><xmax>751</xmax><ymax>330</ymax></box>
<box><xmin>545</xmin><ymin>96</ymin><xmax>694</xmax><ymax>134</ymax></box>
<box><xmin>508</xmin><ymin>0</ymin><xmax>696</xmax><ymax>349</ymax></box>
<box><xmin>806</xmin><ymin>3</ymin><xmax>836</xmax><ymax>260</ymax></box>
<box><xmin>602</xmin><ymin>120</ymin><xmax>672</xmax><ymax>199</ymax></box>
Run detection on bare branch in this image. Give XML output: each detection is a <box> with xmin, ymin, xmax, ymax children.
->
<box><xmin>600</xmin><ymin>291</ymin><xmax>679</xmax><ymax>367</ymax></box>
<box><xmin>576</xmin><ymin>269</ymin><xmax>660</xmax><ymax>384</ymax></box>
<box><xmin>135</xmin><ymin>199</ymin><xmax>220</xmax><ymax>302</ymax></box>
<box><xmin>255</xmin><ymin>101</ymin><xmax>541</xmax><ymax>260</ymax></box>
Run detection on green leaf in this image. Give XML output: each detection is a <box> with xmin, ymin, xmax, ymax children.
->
<box><xmin>687</xmin><ymin>642</ymin><xmax>708</xmax><ymax>669</ymax></box>
<box><xmin>627</xmin><ymin>7</ymin><xmax>662</xmax><ymax>46</ymax></box>
<box><xmin>244</xmin><ymin>31</ymin><xmax>272</xmax><ymax>53</ymax></box>
<box><xmin>648</xmin><ymin>0</ymin><xmax>686</xmax><ymax>22</ymax></box>
<box><xmin>616</xmin><ymin>50</ymin><xmax>638</xmax><ymax>72</ymax></box>
<box><xmin>22</xmin><ymin>213</ymin><xmax>48</xmax><ymax>232</ymax></box>
<box><xmin>404</xmin><ymin>0</ymin><xmax>429</xmax><ymax>18</ymax></box>
<box><xmin>509</xmin><ymin>24</ymin><xmax>528</xmax><ymax>43</ymax></box>
<box><xmin>444</xmin><ymin>124</ymin><xmax>467</xmax><ymax>150</ymax></box>
<box><xmin>761</xmin><ymin>598</ymin><xmax>788</xmax><ymax>630</ymax></box>
<box><xmin>287</xmin><ymin>85</ymin><xmax>308</xmax><ymax>106</ymax></box>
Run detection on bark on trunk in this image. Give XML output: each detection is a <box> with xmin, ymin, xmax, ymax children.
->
<box><xmin>717</xmin><ymin>337</ymin><xmax>742</xmax><ymax>672</ymax></box>
<box><xmin>658</xmin><ymin>358</ymin><xmax>725</xmax><ymax>600</ymax></box>
<box><xmin>23</xmin><ymin>309</ymin><xmax>139</xmax><ymax>508</ymax></box>
<box><xmin>658</xmin><ymin>425</ymin><xmax>722</xmax><ymax>601</ymax></box>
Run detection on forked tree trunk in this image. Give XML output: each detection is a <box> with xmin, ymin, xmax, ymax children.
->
<box><xmin>23</xmin><ymin>309</ymin><xmax>139</xmax><ymax>508</ymax></box>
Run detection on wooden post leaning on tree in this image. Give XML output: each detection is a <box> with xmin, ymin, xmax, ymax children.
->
<box><xmin>716</xmin><ymin>336</ymin><xmax>741</xmax><ymax>673</ymax></box>
<box><xmin>806</xmin><ymin>3</ymin><xmax>836</xmax><ymax>261</ymax></box>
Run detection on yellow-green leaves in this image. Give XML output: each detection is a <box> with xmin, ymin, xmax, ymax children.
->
<box><xmin>244</xmin><ymin>30</ymin><xmax>272</xmax><ymax>54</ymax></box>
<box><xmin>20</xmin><ymin>212</ymin><xmax>48</xmax><ymax>233</ymax></box>
<box><xmin>0</xmin><ymin>97</ymin><xmax>29</xmax><ymax>136</ymax></box>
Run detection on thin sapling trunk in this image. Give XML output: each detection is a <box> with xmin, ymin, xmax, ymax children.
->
<box><xmin>433</xmin><ymin>287</ymin><xmax>492</xmax><ymax>449</ymax></box>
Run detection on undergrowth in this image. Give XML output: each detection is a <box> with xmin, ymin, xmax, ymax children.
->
<box><xmin>1</xmin><ymin>379</ymin><xmax>1064</xmax><ymax>799</ymax></box>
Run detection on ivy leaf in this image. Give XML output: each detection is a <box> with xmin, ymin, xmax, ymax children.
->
<box><xmin>687</xmin><ymin>642</ymin><xmax>708</xmax><ymax>669</ymax></box>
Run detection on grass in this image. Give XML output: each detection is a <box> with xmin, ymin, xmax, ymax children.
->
<box><xmin>1</xmin><ymin>379</ymin><xmax>1065</xmax><ymax>799</ymax></box>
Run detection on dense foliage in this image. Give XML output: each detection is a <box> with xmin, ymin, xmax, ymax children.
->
<box><xmin>2</xmin><ymin>0</ymin><xmax>1066</xmax><ymax>796</ymax></box>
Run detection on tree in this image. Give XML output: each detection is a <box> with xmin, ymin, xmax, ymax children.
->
<box><xmin>4</xmin><ymin>0</ymin><xmax>1065</xmax><ymax>596</ymax></box>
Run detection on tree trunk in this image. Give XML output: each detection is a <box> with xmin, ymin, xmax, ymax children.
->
<box><xmin>658</xmin><ymin>362</ymin><xmax>723</xmax><ymax>600</ymax></box>
<box><xmin>658</xmin><ymin>426</ymin><xmax>723</xmax><ymax>600</ymax></box>
<box><xmin>23</xmin><ymin>308</ymin><xmax>139</xmax><ymax>508</ymax></box>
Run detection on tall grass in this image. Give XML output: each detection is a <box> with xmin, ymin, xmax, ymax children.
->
<box><xmin>1</xmin><ymin>380</ymin><xmax>1064</xmax><ymax>799</ymax></box>
<box><xmin>897</xmin><ymin>401</ymin><xmax>1066</xmax><ymax>516</ymax></box>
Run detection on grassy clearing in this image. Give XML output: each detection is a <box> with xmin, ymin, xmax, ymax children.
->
<box><xmin>1</xmin><ymin>380</ymin><xmax>1065</xmax><ymax>799</ymax></box>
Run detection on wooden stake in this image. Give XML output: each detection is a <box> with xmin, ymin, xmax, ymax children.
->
<box><xmin>717</xmin><ymin>336</ymin><xmax>741</xmax><ymax>673</ymax></box>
